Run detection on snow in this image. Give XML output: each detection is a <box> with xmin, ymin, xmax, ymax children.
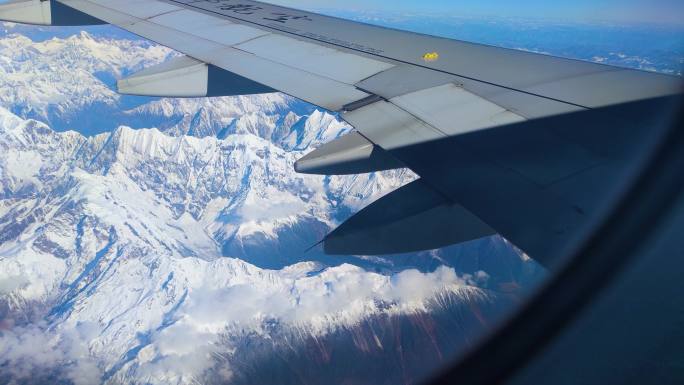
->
<box><xmin>0</xmin><ymin>93</ymin><xmax>448</xmax><ymax>384</ymax></box>
<box><xmin>3</xmin><ymin>148</ymin><xmax>42</xmax><ymax>184</ymax></box>
<box><xmin>0</xmin><ymin>30</ymin><xmax>536</xmax><ymax>385</ymax></box>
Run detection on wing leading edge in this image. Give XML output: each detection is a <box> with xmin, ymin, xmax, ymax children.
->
<box><xmin>1</xmin><ymin>0</ymin><xmax>682</xmax><ymax>266</ymax></box>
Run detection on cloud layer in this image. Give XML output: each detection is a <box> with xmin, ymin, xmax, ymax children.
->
<box><xmin>0</xmin><ymin>264</ymin><xmax>488</xmax><ymax>384</ymax></box>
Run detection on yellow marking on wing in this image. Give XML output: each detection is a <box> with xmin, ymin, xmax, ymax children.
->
<box><xmin>422</xmin><ymin>52</ymin><xmax>440</xmax><ymax>62</ymax></box>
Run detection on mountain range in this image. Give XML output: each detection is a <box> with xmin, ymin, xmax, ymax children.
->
<box><xmin>0</xmin><ymin>25</ymin><xmax>546</xmax><ymax>385</ymax></box>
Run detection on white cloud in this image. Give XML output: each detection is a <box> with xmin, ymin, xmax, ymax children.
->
<box><xmin>237</xmin><ymin>189</ymin><xmax>309</xmax><ymax>222</ymax></box>
<box><xmin>139</xmin><ymin>327</ymin><xmax>220</xmax><ymax>384</ymax></box>
<box><xmin>103</xmin><ymin>264</ymin><xmax>485</xmax><ymax>384</ymax></box>
<box><xmin>0</xmin><ymin>271</ymin><xmax>29</xmax><ymax>295</ymax></box>
<box><xmin>0</xmin><ymin>322</ymin><xmax>103</xmax><ymax>385</ymax></box>
<box><xmin>0</xmin><ymin>262</ymin><xmax>485</xmax><ymax>385</ymax></box>
<box><xmin>3</xmin><ymin>149</ymin><xmax>43</xmax><ymax>183</ymax></box>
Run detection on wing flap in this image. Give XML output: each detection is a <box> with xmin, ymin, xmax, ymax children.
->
<box><xmin>341</xmin><ymin>84</ymin><xmax>526</xmax><ymax>151</ymax></box>
<box><xmin>117</xmin><ymin>55</ymin><xmax>208</xmax><ymax>97</ymax></box>
<box><xmin>324</xmin><ymin>178</ymin><xmax>495</xmax><ymax>255</ymax></box>
<box><xmin>116</xmin><ymin>55</ymin><xmax>273</xmax><ymax>97</ymax></box>
<box><xmin>294</xmin><ymin>131</ymin><xmax>404</xmax><ymax>175</ymax></box>
<box><xmin>355</xmin><ymin>64</ymin><xmax>457</xmax><ymax>100</ymax></box>
<box><xmin>390</xmin><ymin>83</ymin><xmax>526</xmax><ymax>136</ymax></box>
<box><xmin>342</xmin><ymin>100</ymin><xmax>444</xmax><ymax>150</ymax></box>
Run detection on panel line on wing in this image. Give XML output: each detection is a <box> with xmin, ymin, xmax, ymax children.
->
<box><xmin>60</xmin><ymin>0</ymin><xmax>375</xmax><ymax>110</ymax></box>
<box><xmin>159</xmin><ymin>0</ymin><xmax>596</xmax><ymax>110</ymax></box>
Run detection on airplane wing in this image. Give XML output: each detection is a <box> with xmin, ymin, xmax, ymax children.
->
<box><xmin>2</xmin><ymin>0</ymin><xmax>682</xmax><ymax>267</ymax></box>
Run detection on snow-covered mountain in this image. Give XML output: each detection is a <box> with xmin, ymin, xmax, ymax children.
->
<box><xmin>0</xmin><ymin>106</ymin><xmax>531</xmax><ymax>385</ymax></box>
<box><xmin>0</xmin><ymin>27</ymin><xmax>348</xmax><ymax>149</ymax></box>
<box><xmin>0</xmin><ymin>27</ymin><xmax>542</xmax><ymax>384</ymax></box>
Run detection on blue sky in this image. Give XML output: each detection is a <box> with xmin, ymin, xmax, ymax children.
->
<box><xmin>270</xmin><ymin>0</ymin><xmax>684</xmax><ymax>25</ymax></box>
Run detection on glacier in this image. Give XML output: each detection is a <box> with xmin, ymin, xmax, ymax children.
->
<box><xmin>0</xmin><ymin>25</ymin><xmax>543</xmax><ymax>384</ymax></box>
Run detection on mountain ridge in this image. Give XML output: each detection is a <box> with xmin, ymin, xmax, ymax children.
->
<box><xmin>0</xmin><ymin>30</ymin><xmax>540</xmax><ymax>385</ymax></box>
